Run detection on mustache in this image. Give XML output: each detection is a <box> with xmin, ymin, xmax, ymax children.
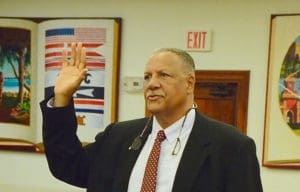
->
<box><xmin>145</xmin><ymin>91</ymin><xmax>164</xmax><ymax>98</ymax></box>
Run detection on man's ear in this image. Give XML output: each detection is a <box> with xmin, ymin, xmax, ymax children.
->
<box><xmin>186</xmin><ymin>74</ymin><xmax>195</xmax><ymax>94</ymax></box>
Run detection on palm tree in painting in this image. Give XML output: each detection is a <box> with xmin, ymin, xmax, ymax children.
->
<box><xmin>0</xmin><ymin>28</ymin><xmax>31</xmax><ymax>124</ymax></box>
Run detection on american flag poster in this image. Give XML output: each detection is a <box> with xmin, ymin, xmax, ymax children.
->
<box><xmin>43</xmin><ymin>23</ymin><xmax>119</xmax><ymax>134</ymax></box>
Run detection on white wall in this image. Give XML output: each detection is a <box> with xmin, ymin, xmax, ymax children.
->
<box><xmin>0</xmin><ymin>0</ymin><xmax>300</xmax><ymax>191</ymax></box>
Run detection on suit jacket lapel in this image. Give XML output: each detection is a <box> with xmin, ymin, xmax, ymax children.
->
<box><xmin>172</xmin><ymin>111</ymin><xmax>212</xmax><ymax>192</ymax></box>
<box><xmin>113</xmin><ymin>118</ymin><xmax>152</xmax><ymax>192</ymax></box>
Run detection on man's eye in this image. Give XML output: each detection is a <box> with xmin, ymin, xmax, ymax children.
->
<box><xmin>144</xmin><ymin>75</ymin><xmax>150</xmax><ymax>81</ymax></box>
<box><xmin>161</xmin><ymin>73</ymin><xmax>169</xmax><ymax>78</ymax></box>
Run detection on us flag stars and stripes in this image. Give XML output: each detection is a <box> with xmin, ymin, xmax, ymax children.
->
<box><xmin>44</xmin><ymin>27</ymin><xmax>107</xmax><ymax>128</ymax></box>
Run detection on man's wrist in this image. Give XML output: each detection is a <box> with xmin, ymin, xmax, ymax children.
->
<box><xmin>54</xmin><ymin>94</ymin><xmax>71</xmax><ymax>107</ymax></box>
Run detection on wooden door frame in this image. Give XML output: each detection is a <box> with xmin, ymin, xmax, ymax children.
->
<box><xmin>195</xmin><ymin>70</ymin><xmax>250</xmax><ymax>133</ymax></box>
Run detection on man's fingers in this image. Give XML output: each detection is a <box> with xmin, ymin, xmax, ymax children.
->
<box><xmin>79</xmin><ymin>47</ymin><xmax>86</xmax><ymax>71</ymax></box>
<box><xmin>62</xmin><ymin>48</ymin><xmax>68</xmax><ymax>67</ymax></box>
<box><xmin>62</xmin><ymin>42</ymin><xmax>86</xmax><ymax>70</ymax></box>
<box><xmin>70</xmin><ymin>42</ymin><xmax>76</xmax><ymax>66</ymax></box>
<box><xmin>75</xmin><ymin>42</ymin><xmax>82</xmax><ymax>68</ymax></box>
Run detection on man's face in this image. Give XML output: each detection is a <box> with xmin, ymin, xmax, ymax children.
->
<box><xmin>144</xmin><ymin>51</ymin><xmax>191</xmax><ymax>116</ymax></box>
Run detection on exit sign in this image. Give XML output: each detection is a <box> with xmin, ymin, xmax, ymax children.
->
<box><xmin>186</xmin><ymin>31</ymin><xmax>212</xmax><ymax>51</ymax></box>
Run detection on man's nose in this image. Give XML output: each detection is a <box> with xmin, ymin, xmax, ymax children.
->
<box><xmin>145</xmin><ymin>76</ymin><xmax>161</xmax><ymax>89</ymax></box>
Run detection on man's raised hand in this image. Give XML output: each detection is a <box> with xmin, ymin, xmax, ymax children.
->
<box><xmin>54</xmin><ymin>42</ymin><xmax>88</xmax><ymax>107</ymax></box>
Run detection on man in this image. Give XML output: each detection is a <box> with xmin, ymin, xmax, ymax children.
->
<box><xmin>40</xmin><ymin>42</ymin><xmax>263</xmax><ymax>192</ymax></box>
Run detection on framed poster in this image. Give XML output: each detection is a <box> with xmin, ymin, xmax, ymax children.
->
<box><xmin>263</xmin><ymin>14</ymin><xmax>300</xmax><ymax>168</ymax></box>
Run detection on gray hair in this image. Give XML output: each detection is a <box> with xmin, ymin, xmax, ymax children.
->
<box><xmin>153</xmin><ymin>48</ymin><xmax>195</xmax><ymax>74</ymax></box>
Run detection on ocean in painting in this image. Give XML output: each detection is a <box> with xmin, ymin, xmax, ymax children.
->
<box><xmin>3</xmin><ymin>78</ymin><xmax>30</xmax><ymax>92</ymax></box>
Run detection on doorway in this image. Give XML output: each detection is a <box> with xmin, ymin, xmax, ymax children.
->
<box><xmin>194</xmin><ymin>70</ymin><xmax>250</xmax><ymax>133</ymax></box>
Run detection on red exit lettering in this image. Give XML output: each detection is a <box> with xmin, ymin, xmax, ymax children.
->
<box><xmin>187</xmin><ymin>31</ymin><xmax>208</xmax><ymax>49</ymax></box>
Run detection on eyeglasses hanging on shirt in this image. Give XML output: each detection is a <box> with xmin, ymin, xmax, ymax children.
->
<box><xmin>129</xmin><ymin>103</ymin><xmax>197</xmax><ymax>156</ymax></box>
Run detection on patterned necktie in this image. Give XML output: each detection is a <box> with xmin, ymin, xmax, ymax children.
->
<box><xmin>140</xmin><ymin>130</ymin><xmax>166</xmax><ymax>192</ymax></box>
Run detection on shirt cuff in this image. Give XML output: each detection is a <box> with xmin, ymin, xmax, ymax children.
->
<box><xmin>47</xmin><ymin>97</ymin><xmax>55</xmax><ymax>108</ymax></box>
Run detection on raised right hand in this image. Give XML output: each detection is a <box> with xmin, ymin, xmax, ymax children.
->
<box><xmin>54</xmin><ymin>42</ymin><xmax>88</xmax><ymax>107</ymax></box>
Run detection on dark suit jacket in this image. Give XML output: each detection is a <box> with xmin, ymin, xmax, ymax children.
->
<box><xmin>40</xmin><ymin>99</ymin><xmax>263</xmax><ymax>192</ymax></box>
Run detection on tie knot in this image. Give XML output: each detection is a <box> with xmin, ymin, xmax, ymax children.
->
<box><xmin>156</xmin><ymin>130</ymin><xmax>166</xmax><ymax>142</ymax></box>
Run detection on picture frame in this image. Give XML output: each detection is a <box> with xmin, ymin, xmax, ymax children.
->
<box><xmin>263</xmin><ymin>14</ymin><xmax>300</xmax><ymax>168</ymax></box>
<box><xmin>0</xmin><ymin>17</ymin><xmax>121</xmax><ymax>152</ymax></box>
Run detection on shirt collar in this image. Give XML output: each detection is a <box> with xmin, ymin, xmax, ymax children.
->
<box><xmin>152</xmin><ymin>109</ymin><xmax>196</xmax><ymax>143</ymax></box>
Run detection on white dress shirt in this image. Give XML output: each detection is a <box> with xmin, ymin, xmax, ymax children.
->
<box><xmin>127</xmin><ymin>109</ymin><xmax>196</xmax><ymax>192</ymax></box>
